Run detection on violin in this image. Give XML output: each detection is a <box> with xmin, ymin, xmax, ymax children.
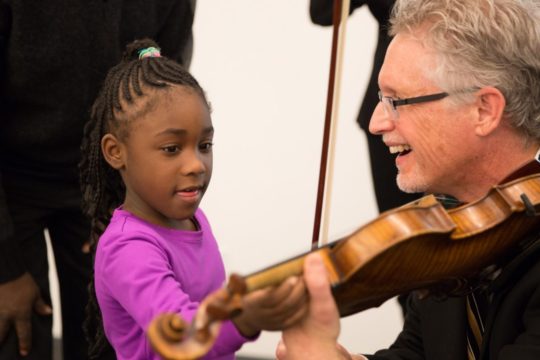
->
<box><xmin>147</xmin><ymin>172</ymin><xmax>540</xmax><ymax>360</ymax></box>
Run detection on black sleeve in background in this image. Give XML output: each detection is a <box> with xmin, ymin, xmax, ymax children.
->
<box><xmin>0</xmin><ymin>1</ymin><xmax>10</xmax><ymax>92</ymax></box>
<box><xmin>0</xmin><ymin>1</ymin><xmax>9</xmax><ymax>50</ymax></box>
<box><xmin>157</xmin><ymin>0</ymin><xmax>196</xmax><ymax>69</ymax></box>
<box><xmin>0</xmin><ymin>174</ymin><xmax>13</xmax><ymax>244</ymax></box>
<box><xmin>0</xmin><ymin>242</ymin><xmax>25</xmax><ymax>283</ymax></box>
<box><xmin>0</xmin><ymin>2</ymin><xmax>14</xmax><ymax>245</ymax></box>
<box><xmin>309</xmin><ymin>0</ymin><xmax>368</xmax><ymax>26</ymax></box>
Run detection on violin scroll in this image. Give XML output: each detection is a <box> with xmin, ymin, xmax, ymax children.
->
<box><xmin>147</xmin><ymin>277</ymin><xmax>248</xmax><ymax>360</ymax></box>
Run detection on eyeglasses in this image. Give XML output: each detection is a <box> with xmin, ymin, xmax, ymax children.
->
<box><xmin>378</xmin><ymin>91</ymin><xmax>450</xmax><ymax>120</ymax></box>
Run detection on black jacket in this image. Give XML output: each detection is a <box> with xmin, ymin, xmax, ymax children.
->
<box><xmin>366</xmin><ymin>231</ymin><xmax>540</xmax><ymax>359</ymax></box>
<box><xmin>0</xmin><ymin>0</ymin><xmax>195</xmax><ymax>280</ymax></box>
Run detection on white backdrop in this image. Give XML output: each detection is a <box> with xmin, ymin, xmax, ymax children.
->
<box><xmin>191</xmin><ymin>1</ymin><xmax>403</xmax><ymax>358</ymax></box>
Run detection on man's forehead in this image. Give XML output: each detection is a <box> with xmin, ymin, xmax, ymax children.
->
<box><xmin>378</xmin><ymin>32</ymin><xmax>437</xmax><ymax>92</ymax></box>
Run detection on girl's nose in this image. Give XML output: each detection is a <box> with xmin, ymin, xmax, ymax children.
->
<box><xmin>182</xmin><ymin>151</ymin><xmax>206</xmax><ymax>175</ymax></box>
<box><xmin>369</xmin><ymin>102</ymin><xmax>396</xmax><ymax>135</ymax></box>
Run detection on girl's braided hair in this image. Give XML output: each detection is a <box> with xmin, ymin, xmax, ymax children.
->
<box><xmin>79</xmin><ymin>37</ymin><xmax>209</xmax><ymax>358</ymax></box>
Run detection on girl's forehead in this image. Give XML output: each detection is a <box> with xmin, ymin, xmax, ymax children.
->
<box><xmin>116</xmin><ymin>85</ymin><xmax>203</xmax><ymax>122</ymax></box>
<box><xmin>121</xmin><ymin>86</ymin><xmax>211</xmax><ymax>133</ymax></box>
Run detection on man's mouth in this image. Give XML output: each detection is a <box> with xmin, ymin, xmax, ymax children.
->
<box><xmin>389</xmin><ymin>144</ymin><xmax>412</xmax><ymax>156</ymax></box>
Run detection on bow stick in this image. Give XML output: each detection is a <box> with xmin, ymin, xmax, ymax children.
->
<box><xmin>312</xmin><ymin>0</ymin><xmax>351</xmax><ymax>248</ymax></box>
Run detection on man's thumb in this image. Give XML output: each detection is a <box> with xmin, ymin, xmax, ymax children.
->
<box><xmin>34</xmin><ymin>297</ymin><xmax>53</xmax><ymax>316</ymax></box>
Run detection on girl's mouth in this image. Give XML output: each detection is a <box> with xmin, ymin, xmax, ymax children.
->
<box><xmin>176</xmin><ymin>187</ymin><xmax>202</xmax><ymax>202</ymax></box>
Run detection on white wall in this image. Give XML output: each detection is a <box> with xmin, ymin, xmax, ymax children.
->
<box><xmin>191</xmin><ymin>1</ymin><xmax>403</xmax><ymax>358</ymax></box>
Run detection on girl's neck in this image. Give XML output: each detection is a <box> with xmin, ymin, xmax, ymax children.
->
<box><xmin>122</xmin><ymin>204</ymin><xmax>199</xmax><ymax>231</ymax></box>
<box><xmin>171</xmin><ymin>217</ymin><xmax>199</xmax><ymax>231</ymax></box>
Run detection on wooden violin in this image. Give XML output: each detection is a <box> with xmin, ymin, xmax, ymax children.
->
<box><xmin>147</xmin><ymin>172</ymin><xmax>540</xmax><ymax>360</ymax></box>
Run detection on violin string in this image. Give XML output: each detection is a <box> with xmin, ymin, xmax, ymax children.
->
<box><xmin>433</xmin><ymin>194</ymin><xmax>463</xmax><ymax>208</ymax></box>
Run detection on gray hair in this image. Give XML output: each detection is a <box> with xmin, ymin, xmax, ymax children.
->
<box><xmin>390</xmin><ymin>0</ymin><xmax>540</xmax><ymax>141</ymax></box>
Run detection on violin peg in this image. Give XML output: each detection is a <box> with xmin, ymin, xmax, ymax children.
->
<box><xmin>206</xmin><ymin>294</ymin><xmax>243</xmax><ymax>320</ymax></box>
<box><xmin>148</xmin><ymin>311</ymin><xmax>220</xmax><ymax>360</ymax></box>
<box><xmin>155</xmin><ymin>313</ymin><xmax>187</xmax><ymax>343</ymax></box>
<box><xmin>227</xmin><ymin>273</ymin><xmax>248</xmax><ymax>295</ymax></box>
<box><xmin>168</xmin><ymin>315</ymin><xmax>186</xmax><ymax>337</ymax></box>
<box><xmin>201</xmin><ymin>274</ymin><xmax>246</xmax><ymax>320</ymax></box>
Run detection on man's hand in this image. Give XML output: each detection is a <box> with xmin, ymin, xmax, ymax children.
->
<box><xmin>276</xmin><ymin>253</ymin><xmax>351</xmax><ymax>360</ymax></box>
<box><xmin>0</xmin><ymin>272</ymin><xmax>52</xmax><ymax>356</ymax></box>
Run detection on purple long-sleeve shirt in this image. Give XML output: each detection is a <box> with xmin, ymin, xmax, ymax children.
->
<box><xmin>94</xmin><ymin>208</ymin><xmax>250</xmax><ymax>360</ymax></box>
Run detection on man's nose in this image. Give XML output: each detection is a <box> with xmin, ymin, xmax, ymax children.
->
<box><xmin>369</xmin><ymin>102</ymin><xmax>395</xmax><ymax>135</ymax></box>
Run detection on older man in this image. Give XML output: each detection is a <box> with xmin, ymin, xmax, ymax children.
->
<box><xmin>278</xmin><ymin>0</ymin><xmax>540</xmax><ymax>359</ymax></box>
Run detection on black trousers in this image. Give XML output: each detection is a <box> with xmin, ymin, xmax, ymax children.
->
<box><xmin>0</xmin><ymin>173</ymin><xmax>92</xmax><ymax>360</ymax></box>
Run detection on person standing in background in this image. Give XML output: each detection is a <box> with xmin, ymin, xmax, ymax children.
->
<box><xmin>309</xmin><ymin>0</ymin><xmax>419</xmax><ymax>212</ymax></box>
<box><xmin>309</xmin><ymin>0</ymin><xmax>419</xmax><ymax>316</ymax></box>
<box><xmin>0</xmin><ymin>1</ymin><xmax>195</xmax><ymax>359</ymax></box>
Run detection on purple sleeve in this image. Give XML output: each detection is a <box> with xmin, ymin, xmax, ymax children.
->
<box><xmin>102</xmin><ymin>236</ymin><xmax>197</xmax><ymax>328</ymax></box>
<box><xmin>100</xmin><ymin>233</ymin><xmax>252</xmax><ymax>359</ymax></box>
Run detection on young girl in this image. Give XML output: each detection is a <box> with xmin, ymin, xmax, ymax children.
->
<box><xmin>79</xmin><ymin>38</ymin><xmax>307</xmax><ymax>360</ymax></box>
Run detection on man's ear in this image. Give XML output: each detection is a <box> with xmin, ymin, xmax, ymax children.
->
<box><xmin>101</xmin><ymin>133</ymin><xmax>125</xmax><ymax>170</ymax></box>
<box><xmin>474</xmin><ymin>86</ymin><xmax>506</xmax><ymax>137</ymax></box>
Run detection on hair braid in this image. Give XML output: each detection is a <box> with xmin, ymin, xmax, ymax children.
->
<box><xmin>79</xmin><ymin>37</ymin><xmax>209</xmax><ymax>358</ymax></box>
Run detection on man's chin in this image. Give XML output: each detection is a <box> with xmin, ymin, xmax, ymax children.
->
<box><xmin>396</xmin><ymin>175</ymin><xmax>426</xmax><ymax>195</ymax></box>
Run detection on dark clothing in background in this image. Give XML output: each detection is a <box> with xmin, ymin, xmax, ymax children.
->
<box><xmin>309</xmin><ymin>0</ymin><xmax>419</xmax><ymax>212</ymax></box>
<box><xmin>0</xmin><ymin>1</ymin><xmax>195</xmax><ymax>359</ymax></box>
<box><xmin>309</xmin><ymin>0</ymin><xmax>427</xmax><ymax>319</ymax></box>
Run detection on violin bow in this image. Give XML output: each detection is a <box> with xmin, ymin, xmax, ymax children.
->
<box><xmin>312</xmin><ymin>0</ymin><xmax>351</xmax><ymax>249</ymax></box>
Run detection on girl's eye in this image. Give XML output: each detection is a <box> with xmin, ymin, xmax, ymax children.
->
<box><xmin>200</xmin><ymin>142</ymin><xmax>214</xmax><ymax>152</ymax></box>
<box><xmin>162</xmin><ymin>145</ymin><xmax>180</xmax><ymax>154</ymax></box>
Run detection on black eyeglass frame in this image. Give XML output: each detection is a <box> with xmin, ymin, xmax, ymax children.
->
<box><xmin>378</xmin><ymin>91</ymin><xmax>449</xmax><ymax>110</ymax></box>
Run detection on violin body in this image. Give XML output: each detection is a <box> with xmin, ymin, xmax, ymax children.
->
<box><xmin>148</xmin><ymin>173</ymin><xmax>540</xmax><ymax>359</ymax></box>
<box><xmin>333</xmin><ymin>173</ymin><xmax>540</xmax><ymax>315</ymax></box>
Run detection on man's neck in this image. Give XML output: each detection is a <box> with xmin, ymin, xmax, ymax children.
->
<box><xmin>453</xmin><ymin>140</ymin><xmax>539</xmax><ymax>203</ymax></box>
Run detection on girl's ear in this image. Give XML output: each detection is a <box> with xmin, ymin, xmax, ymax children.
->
<box><xmin>101</xmin><ymin>133</ymin><xmax>125</xmax><ymax>170</ymax></box>
<box><xmin>474</xmin><ymin>86</ymin><xmax>506</xmax><ymax>137</ymax></box>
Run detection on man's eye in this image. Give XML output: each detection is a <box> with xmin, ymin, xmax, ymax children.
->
<box><xmin>162</xmin><ymin>145</ymin><xmax>180</xmax><ymax>154</ymax></box>
<box><xmin>200</xmin><ymin>142</ymin><xmax>214</xmax><ymax>151</ymax></box>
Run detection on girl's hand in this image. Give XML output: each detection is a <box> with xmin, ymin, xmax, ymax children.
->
<box><xmin>232</xmin><ymin>275</ymin><xmax>308</xmax><ymax>337</ymax></box>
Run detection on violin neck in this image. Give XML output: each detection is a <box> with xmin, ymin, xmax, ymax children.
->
<box><xmin>236</xmin><ymin>247</ymin><xmax>341</xmax><ymax>293</ymax></box>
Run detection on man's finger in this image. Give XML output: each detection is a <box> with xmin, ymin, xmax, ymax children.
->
<box><xmin>14</xmin><ymin>317</ymin><xmax>32</xmax><ymax>356</ymax></box>
<box><xmin>303</xmin><ymin>253</ymin><xmax>339</xmax><ymax>322</ymax></box>
<box><xmin>304</xmin><ymin>253</ymin><xmax>331</xmax><ymax>293</ymax></box>
<box><xmin>34</xmin><ymin>297</ymin><xmax>53</xmax><ymax>316</ymax></box>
